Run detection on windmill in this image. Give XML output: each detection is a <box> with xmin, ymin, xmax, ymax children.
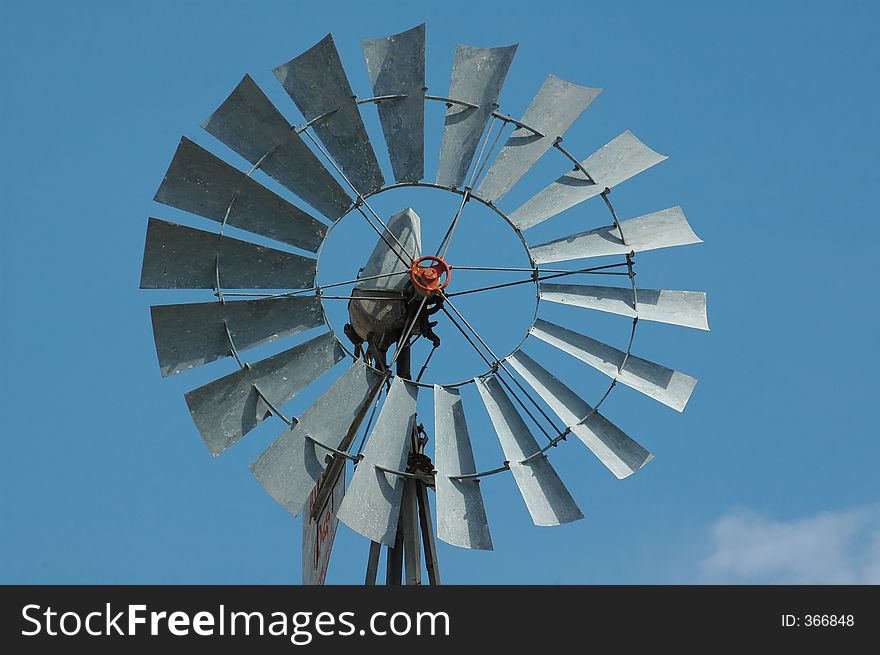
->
<box><xmin>141</xmin><ymin>23</ymin><xmax>707</xmax><ymax>585</ymax></box>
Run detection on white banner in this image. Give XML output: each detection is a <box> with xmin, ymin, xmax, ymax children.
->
<box><xmin>301</xmin><ymin>469</ymin><xmax>345</xmax><ymax>585</ymax></box>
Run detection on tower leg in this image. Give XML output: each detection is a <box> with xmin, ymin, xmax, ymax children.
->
<box><xmin>361</xmin><ymin>407</ymin><xmax>440</xmax><ymax>586</ymax></box>
<box><xmin>416</xmin><ymin>480</ymin><xmax>441</xmax><ymax>585</ymax></box>
<box><xmin>385</xmin><ymin>519</ymin><xmax>404</xmax><ymax>585</ymax></box>
<box><xmin>402</xmin><ymin>478</ymin><xmax>422</xmax><ymax>585</ymax></box>
<box><xmin>365</xmin><ymin>541</ymin><xmax>381</xmax><ymax>585</ymax></box>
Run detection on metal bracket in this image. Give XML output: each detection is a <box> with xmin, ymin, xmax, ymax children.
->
<box><xmin>553</xmin><ymin>137</ymin><xmax>597</xmax><ymax>184</ymax></box>
<box><xmin>600</xmin><ymin>188</ymin><xmax>628</xmax><ymax>246</ymax></box>
<box><xmin>294</xmin><ymin>107</ymin><xmax>340</xmax><ymax>134</ymax></box>
<box><xmin>491</xmin><ymin>110</ymin><xmax>545</xmax><ymax>137</ymax></box>
<box><xmin>251</xmin><ymin>382</ymin><xmax>292</xmax><ymax>426</ymax></box>
<box><xmin>223</xmin><ymin>319</ymin><xmax>249</xmax><ymax>370</ymax></box>
<box><xmin>305</xmin><ymin>434</ymin><xmax>363</xmax><ymax>462</ymax></box>
<box><xmin>356</xmin><ymin>94</ymin><xmax>408</xmax><ymax>105</ymax></box>
<box><xmin>425</xmin><ymin>94</ymin><xmax>479</xmax><ymax>109</ymax></box>
<box><xmin>374</xmin><ymin>464</ymin><xmax>435</xmax><ymax>483</ymax></box>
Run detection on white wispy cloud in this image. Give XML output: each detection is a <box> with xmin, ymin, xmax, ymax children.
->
<box><xmin>700</xmin><ymin>503</ymin><xmax>880</xmax><ymax>584</ymax></box>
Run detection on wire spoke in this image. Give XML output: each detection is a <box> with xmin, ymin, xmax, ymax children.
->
<box><xmin>432</xmin><ymin>115</ymin><xmax>505</xmax><ymax>260</ymax></box>
<box><xmin>453</xmin><ymin>263</ymin><xmax>627</xmax><ymax>274</ymax></box>
<box><xmin>389</xmin><ymin>295</ymin><xmax>429</xmax><ymax>368</ymax></box>
<box><xmin>439</xmin><ymin>304</ymin><xmax>558</xmax><ymax>441</ymax></box>
<box><xmin>285</xmin><ymin>271</ymin><xmax>408</xmax><ymax>296</ymax></box>
<box><xmin>212</xmin><ymin>271</ymin><xmax>409</xmax><ymax>299</ymax></box>
<box><xmin>451</xmin><ymin>265</ymin><xmax>541</xmax><ymax>273</ymax></box>
<box><xmin>354</xmin><ymin>385</ymin><xmax>385</xmax><ymax>458</ymax></box>
<box><xmin>439</xmin><ymin>293</ymin><xmax>563</xmax><ymax>440</ymax></box>
<box><xmin>469</xmin><ymin>117</ymin><xmax>507</xmax><ymax>188</ymax></box>
<box><xmin>415</xmin><ymin>344</ymin><xmax>438</xmax><ymax>383</ymax></box>
<box><xmin>319</xmin><ymin>295</ymin><xmax>404</xmax><ymax>301</ymax></box>
<box><xmin>301</xmin><ymin>129</ymin><xmax>415</xmax><ymax>267</ymax></box>
<box><xmin>434</xmin><ymin>189</ymin><xmax>470</xmax><ymax>258</ymax></box>
<box><xmin>446</xmin><ymin>261</ymin><xmax>630</xmax><ymax>298</ymax></box>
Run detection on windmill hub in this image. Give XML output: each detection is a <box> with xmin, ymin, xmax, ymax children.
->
<box><xmin>409</xmin><ymin>255</ymin><xmax>451</xmax><ymax>296</ymax></box>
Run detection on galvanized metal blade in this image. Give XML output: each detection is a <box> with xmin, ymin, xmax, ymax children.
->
<box><xmin>475</xmin><ymin>76</ymin><xmax>601</xmax><ymax>204</ymax></box>
<box><xmin>529</xmin><ymin>206</ymin><xmax>701</xmax><ymax>264</ymax></box>
<box><xmin>540</xmin><ymin>283</ymin><xmax>709</xmax><ymax>331</ymax></box>
<box><xmin>336</xmin><ymin>377</ymin><xmax>419</xmax><ymax>545</ymax></box>
<box><xmin>507</xmin><ymin>351</ymin><xmax>652</xmax><ymax>479</ymax></box>
<box><xmin>154</xmin><ymin>137</ymin><xmax>326</xmax><ymax>252</ymax></box>
<box><xmin>201</xmin><ymin>75</ymin><xmax>351</xmax><ymax>221</ymax></box>
<box><xmin>250</xmin><ymin>360</ymin><xmax>382</xmax><ymax>515</ymax></box>
<box><xmin>530</xmin><ymin>319</ymin><xmax>698</xmax><ymax>412</ymax></box>
<box><xmin>139</xmin><ymin>218</ymin><xmax>316</xmax><ymax>289</ymax></box>
<box><xmin>474</xmin><ymin>376</ymin><xmax>583</xmax><ymax>526</ymax></box>
<box><xmin>184</xmin><ymin>331</ymin><xmax>345</xmax><ymax>456</ymax></box>
<box><xmin>434</xmin><ymin>385</ymin><xmax>493</xmax><ymax>550</ymax></box>
<box><xmin>435</xmin><ymin>44</ymin><xmax>517</xmax><ymax>189</ymax></box>
<box><xmin>150</xmin><ymin>297</ymin><xmax>324</xmax><ymax>377</ymax></box>
<box><xmin>362</xmin><ymin>24</ymin><xmax>426</xmax><ymax>183</ymax></box>
<box><xmin>511</xmin><ymin>131</ymin><xmax>668</xmax><ymax>230</ymax></box>
<box><xmin>274</xmin><ymin>34</ymin><xmax>384</xmax><ymax>195</ymax></box>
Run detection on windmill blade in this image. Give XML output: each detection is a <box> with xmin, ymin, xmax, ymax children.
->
<box><xmin>434</xmin><ymin>385</ymin><xmax>493</xmax><ymax>550</ymax></box>
<box><xmin>511</xmin><ymin>131</ymin><xmax>668</xmax><ymax>230</ymax></box>
<box><xmin>150</xmin><ymin>297</ymin><xmax>324</xmax><ymax>377</ymax></box>
<box><xmin>154</xmin><ymin>137</ymin><xmax>327</xmax><ymax>252</ymax></box>
<box><xmin>250</xmin><ymin>360</ymin><xmax>383</xmax><ymax>515</ymax></box>
<box><xmin>474</xmin><ymin>376</ymin><xmax>583</xmax><ymax>526</ymax></box>
<box><xmin>201</xmin><ymin>75</ymin><xmax>351</xmax><ymax>221</ymax></box>
<box><xmin>362</xmin><ymin>24</ymin><xmax>426</xmax><ymax>183</ymax></box>
<box><xmin>541</xmin><ymin>283</ymin><xmax>709</xmax><ymax>331</ymax></box>
<box><xmin>274</xmin><ymin>34</ymin><xmax>384</xmax><ymax>195</ymax></box>
<box><xmin>507</xmin><ymin>351</ymin><xmax>652</xmax><ymax>479</ymax></box>
<box><xmin>530</xmin><ymin>318</ymin><xmax>697</xmax><ymax>412</ymax></box>
<box><xmin>185</xmin><ymin>331</ymin><xmax>345</xmax><ymax>456</ymax></box>
<box><xmin>139</xmin><ymin>218</ymin><xmax>316</xmax><ymax>289</ymax></box>
<box><xmin>435</xmin><ymin>43</ymin><xmax>518</xmax><ymax>189</ymax></box>
<box><xmin>475</xmin><ymin>76</ymin><xmax>601</xmax><ymax>204</ymax></box>
<box><xmin>529</xmin><ymin>206</ymin><xmax>701</xmax><ymax>264</ymax></box>
<box><xmin>336</xmin><ymin>377</ymin><xmax>419</xmax><ymax>545</ymax></box>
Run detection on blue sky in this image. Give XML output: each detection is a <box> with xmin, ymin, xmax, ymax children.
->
<box><xmin>1</xmin><ymin>0</ymin><xmax>878</xmax><ymax>584</ymax></box>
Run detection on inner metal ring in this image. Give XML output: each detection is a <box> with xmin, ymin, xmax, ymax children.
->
<box><xmin>314</xmin><ymin>182</ymin><xmax>541</xmax><ymax>389</ymax></box>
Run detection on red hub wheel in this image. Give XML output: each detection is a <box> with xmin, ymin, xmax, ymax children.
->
<box><xmin>409</xmin><ymin>255</ymin><xmax>452</xmax><ymax>296</ymax></box>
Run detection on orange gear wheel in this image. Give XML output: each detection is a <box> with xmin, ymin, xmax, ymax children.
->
<box><xmin>409</xmin><ymin>255</ymin><xmax>452</xmax><ymax>296</ymax></box>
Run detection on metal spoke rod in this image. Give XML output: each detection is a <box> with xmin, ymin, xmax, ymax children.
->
<box><xmin>446</xmin><ymin>261</ymin><xmax>630</xmax><ymax>298</ymax></box>
<box><xmin>319</xmin><ymin>294</ymin><xmax>403</xmax><ymax>301</ymax></box>
<box><xmin>432</xmin><ymin>113</ymin><xmax>502</xmax><ymax>260</ymax></box>
<box><xmin>415</xmin><ymin>345</ymin><xmax>438</xmax><ymax>383</ymax></box>
<box><xmin>438</xmin><ymin>300</ymin><xmax>560</xmax><ymax>441</ymax></box>
<box><xmin>434</xmin><ymin>188</ymin><xmax>470</xmax><ymax>258</ymax></box>
<box><xmin>354</xmin><ymin>385</ymin><xmax>385</xmax><ymax>458</ymax></box>
<box><xmin>470</xmin><ymin>116</ymin><xmax>507</xmax><ymax>186</ymax></box>
<box><xmin>285</xmin><ymin>271</ymin><xmax>408</xmax><ymax>296</ymax></box>
<box><xmin>453</xmin><ymin>263</ymin><xmax>627</xmax><ymax>274</ymax></box>
<box><xmin>389</xmin><ymin>296</ymin><xmax>429</xmax><ymax>368</ymax></box>
<box><xmin>213</xmin><ymin>271</ymin><xmax>408</xmax><ymax>299</ymax></box>
<box><xmin>301</xmin><ymin>129</ymin><xmax>415</xmax><ymax>267</ymax></box>
<box><xmin>440</xmin><ymin>293</ymin><xmax>565</xmax><ymax>439</ymax></box>
<box><xmin>439</xmin><ymin>305</ymin><xmax>556</xmax><ymax>441</ymax></box>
